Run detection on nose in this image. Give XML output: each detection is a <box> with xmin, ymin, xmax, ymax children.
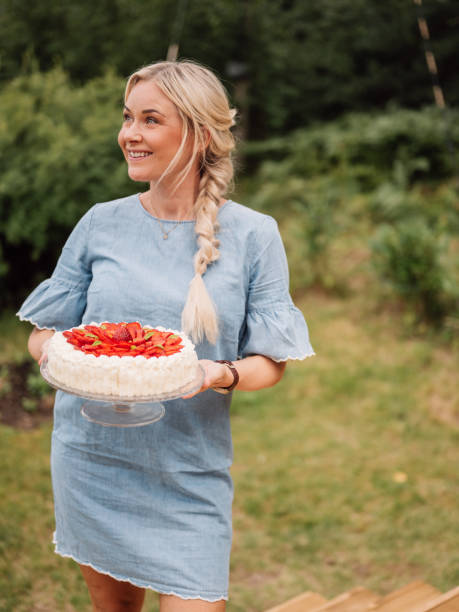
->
<box><xmin>124</xmin><ymin>121</ymin><xmax>142</xmax><ymax>141</ymax></box>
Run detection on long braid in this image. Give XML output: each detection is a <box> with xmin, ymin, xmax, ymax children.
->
<box><xmin>181</xmin><ymin>158</ymin><xmax>232</xmax><ymax>344</ymax></box>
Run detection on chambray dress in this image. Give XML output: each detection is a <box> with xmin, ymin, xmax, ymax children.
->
<box><xmin>17</xmin><ymin>193</ymin><xmax>314</xmax><ymax>601</ymax></box>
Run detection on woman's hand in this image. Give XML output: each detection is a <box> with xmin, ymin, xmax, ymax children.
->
<box><xmin>181</xmin><ymin>359</ymin><xmax>232</xmax><ymax>399</ymax></box>
<box><xmin>38</xmin><ymin>338</ymin><xmax>52</xmax><ymax>366</ymax></box>
<box><xmin>28</xmin><ymin>328</ymin><xmax>55</xmax><ymax>363</ymax></box>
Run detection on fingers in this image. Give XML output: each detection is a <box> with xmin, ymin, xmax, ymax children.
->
<box><xmin>181</xmin><ymin>380</ymin><xmax>210</xmax><ymax>400</ymax></box>
<box><xmin>181</xmin><ymin>360</ymin><xmax>224</xmax><ymax>399</ymax></box>
<box><xmin>38</xmin><ymin>338</ymin><xmax>51</xmax><ymax>366</ymax></box>
<box><xmin>181</xmin><ymin>370</ymin><xmax>213</xmax><ymax>399</ymax></box>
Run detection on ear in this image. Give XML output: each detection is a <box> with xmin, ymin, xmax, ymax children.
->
<box><xmin>200</xmin><ymin>126</ymin><xmax>211</xmax><ymax>151</ymax></box>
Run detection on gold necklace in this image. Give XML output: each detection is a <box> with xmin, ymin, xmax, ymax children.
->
<box><xmin>149</xmin><ymin>198</ymin><xmax>194</xmax><ymax>240</ymax></box>
<box><xmin>152</xmin><ymin>214</ymin><xmax>181</xmax><ymax>240</ymax></box>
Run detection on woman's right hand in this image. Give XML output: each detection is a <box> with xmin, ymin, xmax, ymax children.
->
<box><xmin>28</xmin><ymin>327</ymin><xmax>55</xmax><ymax>363</ymax></box>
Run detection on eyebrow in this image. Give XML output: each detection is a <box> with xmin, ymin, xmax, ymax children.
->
<box><xmin>124</xmin><ymin>105</ymin><xmax>165</xmax><ymax>117</ymax></box>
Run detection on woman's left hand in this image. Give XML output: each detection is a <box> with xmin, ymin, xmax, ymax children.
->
<box><xmin>181</xmin><ymin>359</ymin><xmax>231</xmax><ymax>399</ymax></box>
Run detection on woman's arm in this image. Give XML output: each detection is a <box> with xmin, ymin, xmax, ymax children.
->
<box><xmin>28</xmin><ymin>328</ymin><xmax>55</xmax><ymax>362</ymax></box>
<box><xmin>183</xmin><ymin>355</ymin><xmax>286</xmax><ymax>398</ymax></box>
<box><xmin>219</xmin><ymin>355</ymin><xmax>286</xmax><ymax>392</ymax></box>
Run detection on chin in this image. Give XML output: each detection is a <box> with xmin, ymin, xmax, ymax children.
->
<box><xmin>127</xmin><ymin>168</ymin><xmax>153</xmax><ymax>183</ymax></box>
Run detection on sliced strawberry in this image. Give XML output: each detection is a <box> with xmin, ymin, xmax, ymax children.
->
<box><xmin>113</xmin><ymin>326</ymin><xmax>132</xmax><ymax>342</ymax></box>
<box><xmin>126</xmin><ymin>322</ymin><xmax>141</xmax><ymax>341</ymax></box>
<box><xmin>73</xmin><ymin>329</ymin><xmax>88</xmax><ymax>337</ymax></box>
<box><xmin>132</xmin><ymin>337</ymin><xmax>146</xmax><ymax>346</ymax></box>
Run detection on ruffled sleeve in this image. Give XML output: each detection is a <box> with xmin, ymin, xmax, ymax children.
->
<box><xmin>238</xmin><ymin>216</ymin><xmax>315</xmax><ymax>362</ymax></box>
<box><xmin>16</xmin><ymin>208</ymin><xmax>94</xmax><ymax>331</ymax></box>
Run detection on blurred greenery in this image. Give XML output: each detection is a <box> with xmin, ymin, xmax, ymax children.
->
<box><xmin>0</xmin><ymin>67</ymin><xmax>134</xmax><ymax>302</ymax></box>
<box><xmin>0</xmin><ymin>0</ymin><xmax>458</xmax><ymax>137</ymax></box>
<box><xmin>1</xmin><ymin>66</ymin><xmax>458</xmax><ymax>330</ymax></box>
<box><xmin>370</xmin><ymin>219</ymin><xmax>457</xmax><ymax>326</ymax></box>
<box><xmin>243</xmin><ymin>108</ymin><xmax>459</xmax><ymax>327</ymax></box>
<box><xmin>1</xmin><ymin>0</ymin><xmax>458</xmax><ymax>326</ymax></box>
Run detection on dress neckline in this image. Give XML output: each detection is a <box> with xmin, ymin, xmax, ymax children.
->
<box><xmin>136</xmin><ymin>193</ymin><xmax>231</xmax><ymax>223</ymax></box>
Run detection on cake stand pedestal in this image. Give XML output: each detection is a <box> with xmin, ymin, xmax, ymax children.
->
<box><xmin>40</xmin><ymin>360</ymin><xmax>205</xmax><ymax>427</ymax></box>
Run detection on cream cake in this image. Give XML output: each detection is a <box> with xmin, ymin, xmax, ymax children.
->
<box><xmin>46</xmin><ymin>321</ymin><xmax>199</xmax><ymax>397</ymax></box>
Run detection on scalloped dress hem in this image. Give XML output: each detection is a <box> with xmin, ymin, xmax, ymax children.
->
<box><xmin>16</xmin><ymin>311</ymin><xmax>57</xmax><ymax>331</ymax></box>
<box><xmin>52</xmin><ymin>534</ymin><xmax>228</xmax><ymax>602</ymax></box>
<box><xmin>271</xmin><ymin>350</ymin><xmax>316</xmax><ymax>362</ymax></box>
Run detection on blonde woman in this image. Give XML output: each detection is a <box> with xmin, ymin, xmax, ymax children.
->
<box><xmin>18</xmin><ymin>60</ymin><xmax>314</xmax><ymax>611</ymax></box>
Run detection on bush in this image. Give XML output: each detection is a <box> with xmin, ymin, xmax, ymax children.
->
<box><xmin>243</xmin><ymin>106</ymin><xmax>459</xmax><ymax>183</ymax></box>
<box><xmin>244</xmin><ymin>105</ymin><xmax>459</xmax><ymax>305</ymax></box>
<box><xmin>370</xmin><ymin>218</ymin><xmax>458</xmax><ymax>325</ymax></box>
<box><xmin>0</xmin><ymin>67</ymin><xmax>134</xmax><ymax>305</ymax></box>
<box><xmin>250</xmin><ymin>170</ymin><xmax>343</xmax><ymax>290</ymax></box>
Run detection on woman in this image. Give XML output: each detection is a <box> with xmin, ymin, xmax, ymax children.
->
<box><xmin>18</xmin><ymin>60</ymin><xmax>314</xmax><ymax>611</ymax></box>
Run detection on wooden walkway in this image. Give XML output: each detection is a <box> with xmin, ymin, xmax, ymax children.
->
<box><xmin>264</xmin><ymin>581</ymin><xmax>459</xmax><ymax>612</ymax></box>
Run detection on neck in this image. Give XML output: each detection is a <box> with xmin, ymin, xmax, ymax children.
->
<box><xmin>143</xmin><ymin>171</ymin><xmax>199</xmax><ymax>221</ymax></box>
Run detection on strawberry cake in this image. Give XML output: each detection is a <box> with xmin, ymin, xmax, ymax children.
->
<box><xmin>46</xmin><ymin>321</ymin><xmax>199</xmax><ymax>397</ymax></box>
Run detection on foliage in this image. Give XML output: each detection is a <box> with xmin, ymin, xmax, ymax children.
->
<box><xmin>249</xmin><ymin>169</ymin><xmax>344</xmax><ymax>291</ymax></box>
<box><xmin>1</xmin><ymin>63</ymin><xmax>458</xmax><ymax>330</ymax></box>
<box><xmin>244</xmin><ymin>106</ymin><xmax>459</xmax><ymax>180</ymax></box>
<box><xmin>243</xmin><ymin>106</ymin><xmax>459</xmax><ymax>327</ymax></box>
<box><xmin>0</xmin><ymin>366</ymin><xmax>12</xmax><ymax>397</ymax></box>
<box><xmin>21</xmin><ymin>397</ymin><xmax>38</xmax><ymax>413</ymax></box>
<box><xmin>26</xmin><ymin>364</ymin><xmax>50</xmax><ymax>398</ymax></box>
<box><xmin>0</xmin><ymin>67</ymin><xmax>134</xmax><ymax>305</ymax></box>
<box><xmin>245</xmin><ymin>108</ymin><xmax>459</xmax><ymax>302</ymax></box>
<box><xmin>370</xmin><ymin>219</ymin><xmax>458</xmax><ymax>325</ymax></box>
<box><xmin>1</xmin><ymin>0</ymin><xmax>458</xmax><ymax>137</ymax></box>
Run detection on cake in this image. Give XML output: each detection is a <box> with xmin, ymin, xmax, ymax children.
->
<box><xmin>45</xmin><ymin>321</ymin><xmax>199</xmax><ymax>397</ymax></box>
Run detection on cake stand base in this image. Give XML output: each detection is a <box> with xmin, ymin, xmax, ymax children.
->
<box><xmin>81</xmin><ymin>400</ymin><xmax>165</xmax><ymax>427</ymax></box>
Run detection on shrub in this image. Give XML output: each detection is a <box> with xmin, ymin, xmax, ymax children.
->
<box><xmin>249</xmin><ymin>165</ymin><xmax>343</xmax><ymax>290</ymax></box>
<box><xmin>0</xmin><ymin>67</ymin><xmax>134</xmax><ymax>305</ymax></box>
<box><xmin>243</xmin><ymin>106</ymin><xmax>459</xmax><ymax>184</ymax></box>
<box><xmin>370</xmin><ymin>218</ymin><xmax>458</xmax><ymax>325</ymax></box>
<box><xmin>244</xmin><ymin>107</ymin><xmax>459</xmax><ymax>307</ymax></box>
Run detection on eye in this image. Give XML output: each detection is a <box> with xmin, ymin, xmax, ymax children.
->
<box><xmin>123</xmin><ymin>112</ymin><xmax>132</xmax><ymax>122</ymax></box>
<box><xmin>146</xmin><ymin>116</ymin><xmax>158</xmax><ymax>125</ymax></box>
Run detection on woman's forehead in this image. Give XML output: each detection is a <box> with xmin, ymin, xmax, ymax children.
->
<box><xmin>125</xmin><ymin>81</ymin><xmax>178</xmax><ymax>116</ymax></box>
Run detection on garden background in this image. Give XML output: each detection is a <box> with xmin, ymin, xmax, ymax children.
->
<box><xmin>0</xmin><ymin>1</ymin><xmax>458</xmax><ymax>610</ymax></box>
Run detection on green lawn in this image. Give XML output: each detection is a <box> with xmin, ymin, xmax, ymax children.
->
<box><xmin>0</xmin><ymin>290</ymin><xmax>458</xmax><ymax>611</ymax></box>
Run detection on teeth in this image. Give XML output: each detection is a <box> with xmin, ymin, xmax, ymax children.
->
<box><xmin>129</xmin><ymin>151</ymin><xmax>151</xmax><ymax>158</ymax></box>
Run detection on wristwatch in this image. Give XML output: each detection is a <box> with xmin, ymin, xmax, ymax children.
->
<box><xmin>213</xmin><ymin>360</ymin><xmax>239</xmax><ymax>394</ymax></box>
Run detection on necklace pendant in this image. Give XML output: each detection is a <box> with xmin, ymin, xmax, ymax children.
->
<box><xmin>163</xmin><ymin>233</ymin><xmax>168</xmax><ymax>240</ymax></box>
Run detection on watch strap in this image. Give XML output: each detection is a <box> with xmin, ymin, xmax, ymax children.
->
<box><xmin>214</xmin><ymin>360</ymin><xmax>239</xmax><ymax>393</ymax></box>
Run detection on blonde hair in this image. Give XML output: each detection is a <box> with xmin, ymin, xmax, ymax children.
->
<box><xmin>125</xmin><ymin>60</ymin><xmax>236</xmax><ymax>345</ymax></box>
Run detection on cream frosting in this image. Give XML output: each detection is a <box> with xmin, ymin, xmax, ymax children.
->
<box><xmin>46</xmin><ymin>323</ymin><xmax>199</xmax><ymax>398</ymax></box>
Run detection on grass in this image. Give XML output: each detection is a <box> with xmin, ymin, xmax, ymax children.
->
<box><xmin>0</xmin><ymin>289</ymin><xmax>458</xmax><ymax>611</ymax></box>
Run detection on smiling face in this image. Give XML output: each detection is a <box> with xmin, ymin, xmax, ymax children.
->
<box><xmin>118</xmin><ymin>80</ymin><xmax>194</xmax><ymax>185</ymax></box>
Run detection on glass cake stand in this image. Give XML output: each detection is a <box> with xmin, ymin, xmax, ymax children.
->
<box><xmin>40</xmin><ymin>360</ymin><xmax>205</xmax><ymax>427</ymax></box>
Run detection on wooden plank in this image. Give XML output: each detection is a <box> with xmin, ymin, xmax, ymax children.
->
<box><xmin>409</xmin><ymin>586</ymin><xmax>459</xmax><ymax>612</ymax></box>
<box><xmin>313</xmin><ymin>587</ymin><xmax>380</xmax><ymax>611</ymax></box>
<box><xmin>370</xmin><ymin>581</ymin><xmax>442</xmax><ymax>611</ymax></box>
<box><xmin>264</xmin><ymin>591</ymin><xmax>327</xmax><ymax>612</ymax></box>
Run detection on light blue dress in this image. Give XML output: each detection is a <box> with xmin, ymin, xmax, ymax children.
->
<box><xmin>17</xmin><ymin>193</ymin><xmax>314</xmax><ymax>601</ymax></box>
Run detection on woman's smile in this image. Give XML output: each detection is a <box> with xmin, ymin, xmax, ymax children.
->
<box><xmin>127</xmin><ymin>150</ymin><xmax>153</xmax><ymax>160</ymax></box>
